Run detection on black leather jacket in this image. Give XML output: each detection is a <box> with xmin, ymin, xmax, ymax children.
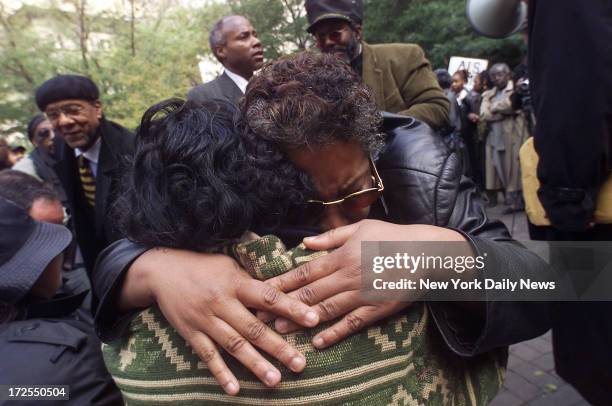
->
<box><xmin>92</xmin><ymin>114</ymin><xmax>551</xmax><ymax>356</ymax></box>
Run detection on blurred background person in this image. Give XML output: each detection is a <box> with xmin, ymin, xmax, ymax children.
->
<box><xmin>305</xmin><ymin>0</ymin><xmax>449</xmax><ymax>130</ymax></box>
<box><xmin>187</xmin><ymin>15</ymin><xmax>264</xmax><ymax>105</ymax></box>
<box><xmin>0</xmin><ymin>194</ymin><xmax>121</xmax><ymax>405</ymax></box>
<box><xmin>451</xmin><ymin>69</ymin><xmax>469</xmax><ymax>106</ymax></box>
<box><xmin>13</xmin><ymin>114</ymin><xmax>67</xmax><ymax>204</ymax></box>
<box><xmin>9</xmin><ymin>145</ymin><xmax>26</xmax><ymax>164</ymax></box>
<box><xmin>453</xmin><ymin>69</ymin><xmax>485</xmax><ymax>189</ymax></box>
<box><xmin>480</xmin><ymin>63</ymin><xmax>528</xmax><ymax>211</ymax></box>
<box><xmin>479</xmin><ymin>70</ymin><xmax>493</xmax><ymax>93</ymax></box>
<box><xmin>435</xmin><ymin>68</ymin><xmax>471</xmax><ymax>175</ymax></box>
<box><xmin>434</xmin><ymin>68</ymin><xmax>462</xmax><ymax>135</ymax></box>
<box><xmin>0</xmin><ymin>170</ymin><xmax>90</xmax><ymax>310</ymax></box>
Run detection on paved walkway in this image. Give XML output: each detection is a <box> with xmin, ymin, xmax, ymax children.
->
<box><xmin>486</xmin><ymin>206</ymin><xmax>589</xmax><ymax>406</ymax></box>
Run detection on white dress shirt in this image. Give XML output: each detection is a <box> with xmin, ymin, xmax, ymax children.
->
<box><xmin>224</xmin><ymin>68</ymin><xmax>249</xmax><ymax>94</ymax></box>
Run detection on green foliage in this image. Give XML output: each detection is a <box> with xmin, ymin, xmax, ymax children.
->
<box><xmin>1</xmin><ymin>0</ymin><xmax>525</xmax><ymax>138</ymax></box>
<box><xmin>92</xmin><ymin>4</ymin><xmax>230</xmax><ymax>129</ymax></box>
<box><xmin>229</xmin><ymin>0</ymin><xmax>286</xmax><ymax>59</ymax></box>
<box><xmin>0</xmin><ymin>5</ymin><xmax>77</xmax><ymax>136</ymax></box>
<box><xmin>363</xmin><ymin>0</ymin><xmax>525</xmax><ymax>70</ymax></box>
<box><xmin>0</xmin><ymin>1</ymin><xmax>230</xmax><ymax>135</ymax></box>
<box><xmin>228</xmin><ymin>0</ymin><xmax>308</xmax><ymax>59</ymax></box>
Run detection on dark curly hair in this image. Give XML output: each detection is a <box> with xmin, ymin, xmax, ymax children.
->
<box><xmin>116</xmin><ymin>99</ymin><xmax>310</xmax><ymax>251</ymax></box>
<box><xmin>241</xmin><ymin>51</ymin><xmax>384</xmax><ymax>155</ymax></box>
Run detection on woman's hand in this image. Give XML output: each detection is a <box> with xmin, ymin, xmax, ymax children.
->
<box><xmin>120</xmin><ymin>248</ymin><xmax>320</xmax><ymax>395</ymax></box>
<box><xmin>260</xmin><ymin>220</ymin><xmax>469</xmax><ymax>348</ymax></box>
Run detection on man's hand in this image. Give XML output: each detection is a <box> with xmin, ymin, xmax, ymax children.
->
<box><xmin>120</xmin><ymin>248</ymin><xmax>320</xmax><ymax>395</ymax></box>
<box><xmin>261</xmin><ymin>220</ymin><xmax>468</xmax><ymax>349</ymax></box>
<box><xmin>468</xmin><ymin>112</ymin><xmax>480</xmax><ymax>123</ymax></box>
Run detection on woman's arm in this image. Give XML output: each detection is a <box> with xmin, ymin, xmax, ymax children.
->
<box><xmin>258</xmin><ymin>176</ymin><xmax>553</xmax><ymax>355</ymax></box>
<box><xmin>92</xmin><ymin>239</ymin><xmax>321</xmax><ymax>395</ymax></box>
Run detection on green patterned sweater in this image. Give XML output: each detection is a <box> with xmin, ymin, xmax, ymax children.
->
<box><xmin>102</xmin><ymin>236</ymin><xmax>506</xmax><ymax>405</ymax></box>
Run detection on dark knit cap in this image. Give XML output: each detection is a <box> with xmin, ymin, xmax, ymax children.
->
<box><xmin>305</xmin><ymin>0</ymin><xmax>363</xmax><ymax>33</ymax></box>
<box><xmin>35</xmin><ymin>74</ymin><xmax>99</xmax><ymax>111</ymax></box>
<box><xmin>26</xmin><ymin>114</ymin><xmax>47</xmax><ymax>142</ymax></box>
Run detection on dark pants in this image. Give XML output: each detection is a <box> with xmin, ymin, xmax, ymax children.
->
<box><xmin>529</xmin><ymin>223</ymin><xmax>612</xmax><ymax>406</ymax></box>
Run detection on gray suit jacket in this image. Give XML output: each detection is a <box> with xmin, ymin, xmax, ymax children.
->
<box><xmin>187</xmin><ymin>71</ymin><xmax>243</xmax><ymax>105</ymax></box>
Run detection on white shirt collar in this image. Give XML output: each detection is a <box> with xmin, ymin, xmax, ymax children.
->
<box><xmin>456</xmin><ymin>89</ymin><xmax>468</xmax><ymax>105</ymax></box>
<box><xmin>224</xmin><ymin>68</ymin><xmax>249</xmax><ymax>94</ymax></box>
<box><xmin>74</xmin><ymin>136</ymin><xmax>101</xmax><ymax>164</ymax></box>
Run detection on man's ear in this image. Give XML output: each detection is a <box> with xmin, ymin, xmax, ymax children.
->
<box><xmin>93</xmin><ymin>100</ymin><xmax>102</xmax><ymax>120</ymax></box>
<box><xmin>215</xmin><ymin>45</ymin><xmax>226</xmax><ymax>62</ymax></box>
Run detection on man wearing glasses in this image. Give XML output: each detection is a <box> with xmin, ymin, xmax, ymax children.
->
<box><xmin>305</xmin><ymin>0</ymin><xmax>450</xmax><ymax>130</ymax></box>
<box><xmin>35</xmin><ymin>74</ymin><xmax>134</xmax><ymax>281</ymax></box>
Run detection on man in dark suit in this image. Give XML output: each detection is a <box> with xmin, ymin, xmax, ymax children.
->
<box><xmin>35</xmin><ymin>74</ymin><xmax>134</xmax><ymax>278</ymax></box>
<box><xmin>187</xmin><ymin>15</ymin><xmax>264</xmax><ymax>105</ymax></box>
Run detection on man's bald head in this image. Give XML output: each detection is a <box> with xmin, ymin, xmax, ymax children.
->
<box><xmin>208</xmin><ymin>15</ymin><xmax>241</xmax><ymax>58</ymax></box>
<box><xmin>490</xmin><ymin>63</ymin><xmax>511</xmax><ymax>74</ymax></box>
<box><xmin>489</xmin><ymin>63</ymin><xmax>511</xmax><ymax>90</ymax></box>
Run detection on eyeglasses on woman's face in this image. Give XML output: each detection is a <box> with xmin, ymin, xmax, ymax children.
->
<box><xmin>305</xmin><ymin>156</ymin><xmax>384</xmax><ymax>219</ymax></box>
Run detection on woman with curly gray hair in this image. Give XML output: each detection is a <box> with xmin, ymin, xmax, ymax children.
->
<box><xmin>95</xmin><ymin>51</ymin><xmax>548</xmax><ymax>404</ymax></box>
<box><xmin>241</xmin><ymin>51</ymin><xmax>386</xmax><ymax>230</ymax></box>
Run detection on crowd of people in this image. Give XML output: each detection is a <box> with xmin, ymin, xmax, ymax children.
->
<box><xmin>1</xmin><ymin>0</ymin><xmax>610</xmax><ymax>405</ymax></box>
<box><xmin>434</xmin><ymin>62</ymin><xmax>530</xmax><ymax>215</ymax></box>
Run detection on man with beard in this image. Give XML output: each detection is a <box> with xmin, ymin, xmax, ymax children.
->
<box><xmin>304</xmin><ymin>0</ymin><xmax>449</xmax><ymax>130</ymax></box>
<box><xmin>188</xmin><ymin>15</ymin><xmax>264</xmax><ymax>105</ymax></box>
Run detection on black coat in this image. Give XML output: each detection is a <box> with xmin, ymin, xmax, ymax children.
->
<box><xmin>91</xmin><ymin>114</ymin><xmax>551</xmax><ymax>358</ymax></box>
<box><xmin>186</xmin><ymin>72</ymin><xmax>243</xmax><ymax>106</ymax></box>
<box><xmin>529</xmin><ymin>0</ymin><xmax>612</xmax><ymax>232</ymax></box>
<box><xmin>0</xmin><ymin>291</ymin><xmax>122</xmax><ymax>405</ymax></box>
<box><xmin>371</xmin><ymin>115</ymin><xmax>551</xmax><ymax>355</ymax></box>
<box><xmin>527</xmin><ymin>2</ymin><xmax>612</xmax><ymax>404</ymax></box>
<box><xmin>459</xmin><ymin>90</ymin><xmax>483</xmax><ymax>183</ymax></box>
<box><xmin>54</xmin><ymin>119</ymin><xmax>134</xmax><ymax>276</ymax></box>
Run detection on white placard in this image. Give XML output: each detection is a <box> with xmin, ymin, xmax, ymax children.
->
<box><xmin>448</xmin><ymin>56</ymin><xmax>489</xmax><ymax>90</ymax></box>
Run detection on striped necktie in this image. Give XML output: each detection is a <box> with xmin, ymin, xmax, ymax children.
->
<box><xmin>78</xmin><ymin>155</ymin><xmax>96</xmax><ymax>207</ymax></box>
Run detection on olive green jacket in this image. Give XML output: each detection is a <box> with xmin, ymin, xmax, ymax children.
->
<box><xmin>362</xmin><ymin>42</ymin><xmax>449</xmax><ymax>129</ymax></box>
